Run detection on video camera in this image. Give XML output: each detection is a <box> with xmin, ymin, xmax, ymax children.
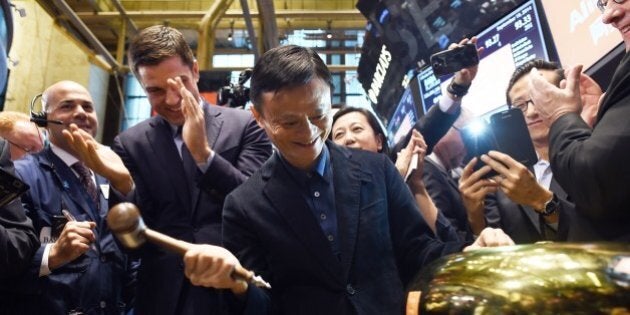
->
<box><xmin>217</xmin><ymin>69</ymin><xmax>252</xmax><ymax>108</ymax></box>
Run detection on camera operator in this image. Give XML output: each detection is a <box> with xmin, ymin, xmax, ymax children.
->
<box><xmin>217</xmin><ymin>69</ymin><xmax>252</xmax><ymax>108</ymax></box>
<box><xmin>458</xmin><ymin>59</ymin><xmax>601</xmax><ymax>243</ymax></box>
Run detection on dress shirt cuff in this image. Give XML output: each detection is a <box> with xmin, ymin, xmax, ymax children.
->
<box><xmin>110</xmin><ymin>182</ymin><xmax>136</xmax><ymax>199</ymax></box>
<box><xmin>39</xmin><ymin>244</ymin><xmax>53</xmax><ymax>276</ymax></box>
<box><xmin>197</xmin><ymin>150</ymin><xmax>215</xmax><ymax>173</ymax></box>
<box><xmin>438</xmin><ymin>88</ymin><xmax>461</xmax><ymax>114</ymax></box>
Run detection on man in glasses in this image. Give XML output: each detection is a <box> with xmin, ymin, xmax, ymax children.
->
<box><xmin>526</xmin><ymin>0</ymin><xmax>630</xmax><ymax>241</ymax></box>
<box><xmin>458</xmin><ymin>59</ymin><xmax>602</xmax><ymax>243</ymax></box>
<box><xmin>0</xmin><ymin>111</ymin><xmax>44</xmax><ymax>160</ymax></box>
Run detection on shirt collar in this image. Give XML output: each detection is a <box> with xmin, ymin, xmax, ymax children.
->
<box><xmin>50</xmin><ymin>143</ymin><xmax>79</xmax><ymax>167</ymax></box>
<box><xmin>279</xmin><ymin>145</ymin><xmax>331</xmax><ymax>184</ymax></box>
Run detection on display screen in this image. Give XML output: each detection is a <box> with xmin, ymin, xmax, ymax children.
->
<box><xmin>416</xmin><ymin>0</ymin><xmax>550</xmax><ymax>118</ymax></box>
<box><xmin>386</xmin><ymin>88</ymin><xmax>418</xmax><ymax>147</ymax></box>
<box><xmin>540</xmin><ymin>0</ymin><xmax>622</xmax><ymax>70</ymax></box>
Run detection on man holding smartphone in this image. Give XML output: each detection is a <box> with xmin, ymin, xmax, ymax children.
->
<box><xmin>458</xmin><ymin>60</ymin><xmax>601</xmax><ymax>243</ymax></box>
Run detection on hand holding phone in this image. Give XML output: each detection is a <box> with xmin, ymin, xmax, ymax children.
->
<box><xmin>430</xmin><ymin>43</ymin><xmax>479</xmax><ymax>76</ymax></box>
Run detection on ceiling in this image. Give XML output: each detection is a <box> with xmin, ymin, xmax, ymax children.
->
<box><xmin>35</xmin><ymin>0</ymin><xmax>367</xmax><ymax>71</ymax></box>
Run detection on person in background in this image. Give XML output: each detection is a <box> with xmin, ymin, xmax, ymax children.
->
<box><xmin>184</xmin><ymin>45</ymin><xmax>514</xmax><ymax>314</ymax></box>
<box><xmin>76</xmin><ymin>25</ymin><xmax>272</xmax><ymax>315</ymax></box>
<box><xmin>391</xmin><ymin>37</ymin><xmax>483</xmax><ymax>157</ymax></box>
<box><xmin>0</xmin><ymin>137</ymin><xmax>39</xmax><ymax>313</ymax></box>
<box><xmin>13</xmin><ymin>81</ymin><xmax>136</xmax><ymax>314</ymax></box>
<box><xmin>331</xmin><ymin>106</ymin><xmax>459</xmax><ymax>241</ymax></box>
<box><xmin>525</xmin><ymin>0</ymin><xmax>630</xmax><ymax>241</ymax></box>
<box><xmin>459</xmin><ymin>59</ymin><xmax>601</xmax><ymax>243</ymax></box>
<box><xmin>0</xmin><ymin>111</ymin><xmax>45</xmax><ymax>160</ymax></box>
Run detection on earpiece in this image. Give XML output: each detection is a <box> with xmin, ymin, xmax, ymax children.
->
<box><xmin>29</xmin><ymin>93</ymin><xmax>62</xmax><ymax>127</ymax></box>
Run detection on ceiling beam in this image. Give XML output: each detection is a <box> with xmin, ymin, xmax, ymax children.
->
<box><xmin>51</xmin><ymin>0</ymin><xmax>120</xmax><ymax>71</ymax></box>
<box><xmin>76</xmin><ymin>9</ymin><xmax>364</xmax><ymax>21</ymax></box>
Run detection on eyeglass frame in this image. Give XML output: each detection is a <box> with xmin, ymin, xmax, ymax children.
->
<box><xmin>597</xmin><ymin>0</ymin><xmax>625</xmax><ymax>13</ymax></box>
<box><xmin>509</xmin><ymin>99</ymin><xmax>534</xmax><ymax>114</ymax></box>
<box><xmin>5</xmin><ymin>122</ymin><xmax>44</xmax><ymax>154</ymax></box>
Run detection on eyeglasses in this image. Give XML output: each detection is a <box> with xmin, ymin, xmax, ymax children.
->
<box><xmin>597</xmin><ymin>0</ymin><xmax>625</xmax><ymax>12</ymax></box>
<box><xmin>511</xmin><ymin>99</ymin><xmax>534</xmax><ymax>113</ymax></box>
<box><xmin>6</xmin><ymin>123</ymin><xmax>44</xmax><ymax>154</ymax></box>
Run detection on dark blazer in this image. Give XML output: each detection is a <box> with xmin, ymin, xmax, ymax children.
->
<box><xmin>223</xmin><ymin>142</ymin><xmax>463</xmax><ymax>315</ymax></box>
<box><xmin>485</xmin><ymin>177</ymin><xmax>601</xmax><ymax>244</ymax></box>
<box><xmin>0</xmin><ymin>138</ymin><xmax>38</xmax><ymax>279</ymax></box>
<box><xmin>111</xmin><ymin>103</ymin><xmax>272</xmax><ymax>315</ymax></box>
<box><xmin>422</xmin><ymin>157</ymin><xmax>471</xmax><ymax>241</ymax></box>
<box><xmin>13</xmin><ymin>147</ymin><xmax>135</xmax><ymax>314</ymax></box>
<box><xmin>549</xmin><ymin>51</ymin><xmax>630</xmax><ymax>241</ymax></box>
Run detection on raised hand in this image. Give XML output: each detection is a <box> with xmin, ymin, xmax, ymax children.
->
<box><xmin>168</xmin><ymin>77</ymin><xmax>212</xmax><ymax>163</ymax></box>
<box><xmin>528</xmin><ymin>65</ymin><xmax>583</xmax><ymax>125</ymax></box>
<box><xmin>63</xmin><ymin>124</ymin><xmax>133</xmax><ymax>194</ymax></box>
<box><xmin>577</xmin><ymin>72</ymin><xmax>603</xmax><ymax>127</ymax></box>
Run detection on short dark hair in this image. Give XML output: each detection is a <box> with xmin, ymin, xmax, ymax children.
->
<box><xmin>332</xmin><ymin>106</ymin><xmax>389</xmax><ymax>155</ymax></box>
<box><xmin>505</xmin><ymin>59</ymin><xmax>564</xmax><ymax>105</ymax></box>
<box><xmin>250</xmin><ymin>45</ymin><xmax>333</xmax><ymax>114</ymax></box>
<box><xmin>128</xmin><ymin>25</ymin><xmax>195</xmax><ymax>76</ymax></box>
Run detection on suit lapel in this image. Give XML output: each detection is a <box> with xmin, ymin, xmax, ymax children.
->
<box><xmin>204</xmin><ymin>101</ymin><xmax>223</xmax><ymax>150</ymax></box>
<box><xmin>42</xmin><ymin>149</ymin><xmax>97</xmax><ymax>222</ymax></box>
<box><xmin>263</xmin><ymin>153</ymin><xmax>343</xmax><ymax>281</ymax></box>
<box><xmin>146</xmin><ymin>117</ymin><xmax>192</xmax><ymax>212</ymax></box>
<box><xmin>330</xmin><ymin>144</ymin><xmax>364</xmax><ymax>280</ymax></box>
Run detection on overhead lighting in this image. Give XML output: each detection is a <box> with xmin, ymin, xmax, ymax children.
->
<box><xmin>228</xmin><ymin>19</ymin><xmax>235</xmax><ymax>42</ymax></box>
<box><xmin>326</xmin><ymin>20</ymin><xmax>333</xmax><ymax>39</ymax></box>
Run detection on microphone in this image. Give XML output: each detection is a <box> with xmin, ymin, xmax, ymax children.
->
<box><xmin>107</xmin><ymin>202</ymin><xmax>271</xmax><ymax>289</ymax></box>
<box><xmin>30</xmin><ymin>117</ymin><xmax>63</xmax><ymax>126</ymax></box>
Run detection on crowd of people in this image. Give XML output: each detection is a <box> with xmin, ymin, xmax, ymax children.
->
<box><xmin>1</xmin><ymin>1</ymin><xmax>629</xmax><ymax>314</ymax></box>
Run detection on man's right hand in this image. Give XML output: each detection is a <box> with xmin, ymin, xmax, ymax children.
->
<box><xmin>183</xmin><ymin>244</ymin><xmax>248</xmax><ymax>295</ymax></box>
<box><xmin>48</xmin><ymin>220</ymin><xmax>96</xmax><ymax>270</ymax></box>
<box><xmin>63</xmin><ymin>124</ymin><xmax>134</xmax><ymax>194</ymax></box>
<box><xmin>459</xmin><ymin>157</ymin><xmax>498</xmax><ymax>235</ymax></box>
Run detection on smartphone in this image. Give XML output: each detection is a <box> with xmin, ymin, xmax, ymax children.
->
<box><xmin>460</xmin><ymin>121</ymin><xmax>499</xmax><ymax>178</ymax></box>
<box><xmin>490</xmin><ymin>108</ymin><xmax>538</xmax><ymax>168</ymax></box>
<box><xmin>430</xmin><ymin>43</ymin><xmax>479</xmax><ymax>76</ymax></box>
<box><xmin>460</xmin><ymin>108</ymin><xmax>537</xmax><ymax>178</ymax></box>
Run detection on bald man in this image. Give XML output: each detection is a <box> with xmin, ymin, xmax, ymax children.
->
<box><xmin>0</xmin><ymin>111</ymin><xmax>44</xmax><ymax>160</ymax></box>
<box><xmin>12</xmin><ymin>81</ymin><xmax>136</xmax><ymax>314</ymax></box>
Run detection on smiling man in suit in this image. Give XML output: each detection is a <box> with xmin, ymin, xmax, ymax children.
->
<box><xmin>181</xmin><ymin>45</ymin><xmax>515</xmax><ymax>315</ymax></box>
<box><xmin>13</xmin><ymin>81</ymin><xmax>136</xmax><ymax>314</ymax></box>
<box><xmin>100</xmin><ymin>25</ymin><xmax>273</xmax><ymax>315</ymax></box>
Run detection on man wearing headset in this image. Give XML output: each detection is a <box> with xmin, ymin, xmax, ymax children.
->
<box><xmin>12</xmin><ymin>81</ymin><xmax>136</xmax><ymax>314</ymax></box>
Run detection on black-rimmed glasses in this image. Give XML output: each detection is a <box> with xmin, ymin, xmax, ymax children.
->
<box><xmin>511</xmin><ymin>99</ymin><xmax>534</xmax><ymax>113</ymax></box>
<box><xmin>597</xmin><ymin>0</ymin><xmax>625</xmax><ymax>13</ymax></box>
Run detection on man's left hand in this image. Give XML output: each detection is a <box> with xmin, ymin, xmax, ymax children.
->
<box><xmin>168</xmin><ymin>77</ymin><xmax>212</xmax><ymax>164</ymax></box>
<box><xmin>464</xmin><ymin>227</ymin><xmax>515</xmax><ymax>251</ymax></box>
<box><xmin>528</xmin><ymin>65</ymin><xmax>583</xmax><ymax>125</ymax></box>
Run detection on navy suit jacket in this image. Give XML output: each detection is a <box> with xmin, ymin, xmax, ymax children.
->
<box><xmin>111</xmin><ymin>103</ymin><xmax>272</xmax><ymax>315</ymax></box>
<box><xmin>223</xmin><ymin>142</ymin><xmax>463</xmax><ymax>314</ymax></box>
<box><xmin>13</xmin><ymin>147</ymin><xmax>135</xmax><ymax>314</ymax></box>
<box><xmin>485</xmin><ymin>177</ymin><xmax>601</xmax><ymax>244</ymax></box>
